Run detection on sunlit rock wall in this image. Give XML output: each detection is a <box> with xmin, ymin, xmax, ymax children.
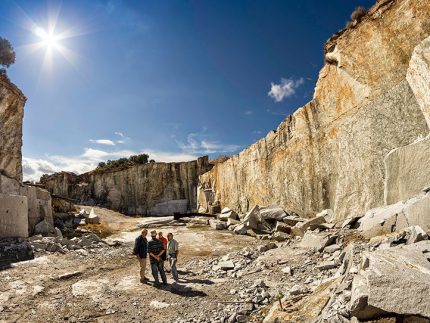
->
<box><xmin>198</xmin><ymin>0</ymin><xmax>430</xmax><ymax>220</ymax></box>
<box><xmin>0</xmin><ymin>74</ymin><xmax>26</xmax><ymax>182</ymax></box>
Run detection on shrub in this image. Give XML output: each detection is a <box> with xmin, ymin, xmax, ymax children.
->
<box><xmin>0</xmin><ymin>37</ymin><xmax>16</xmax><ymax>69</ymax></box>
<box><xmin>351</xmin><ymin>6</ymin><xmax>367</xmax><ymax>22</ymax></box>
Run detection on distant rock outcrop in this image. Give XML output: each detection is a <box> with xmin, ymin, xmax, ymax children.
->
<box><xmin>198</xmin><ymin>0</ymin><xmax>430</xmax><ymax>221</ymax></box>
<box><xmin>41</xmin><ymin>157</ymin><xmax>212</xmax><ymax>216</ymax></box>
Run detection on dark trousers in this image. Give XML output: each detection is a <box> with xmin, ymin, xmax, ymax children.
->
<box><xmin>151</xmin><ymin>261</ymin><xmax>167</xmax><ymax>284</ymax></box>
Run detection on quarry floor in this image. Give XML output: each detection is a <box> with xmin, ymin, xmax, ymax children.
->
<box><xmin>0</xmin><ymin>207</ymin><xmax>291</xmax><ymax>323</ymax></box>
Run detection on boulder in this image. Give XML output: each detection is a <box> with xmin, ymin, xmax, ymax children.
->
<box><xmin>260</xmin><ymin>206</ymin><xmax>287</xmax><ymax>221</ymax></box>
<box><xmin>323</xmin><ymin>244</ymin><xmax>341</xmax><ymax>254</ymax></box>
<box><xmin>34</xmin><ymin>220</ymin><xmax>54</xmax><ymax>236</ymax></box>
<box><xmin>298</xmin><ymin>232</ymin><xmax>337</xmax><ymax>252</ymax></box>
<box><xmin>234</xmin><ymin>223</ymin><xmax>248</xmax><ymax>235</ymax></box>
<box><xmin>272</xmin><ymin>231</ymin><xmax>289</xmax><ymax>242</ymax></box>
<box><xmin>243</xmin><ymin>205</ymin><xmax>261</xmax><ymax>230</ymax></box>
<box><xmin>221</xmin><ymin>207</ymin><xmax>232</xmax><ymax>214</ymax></box>
<box><xmin>358</xmin><ymin>191</ymin><xmax>430</xmax><ymax>238</ymax></box>
<box><xmin>350</xmin><ymin>241</ymin><xmax>430</xmax><ymax>320</ymax></box>
<box><xmin>292</xmin><ymin>215</ymin><xmax>327</xmax><ymax>237</ymax></box>
<box><xmin>283</xmin><ymin>215</ymin><xmax>306</xmax><ymax>226</ymax></box>
<box><xmin>79</xmin><ymin>209</ymin><xmax>89</xmax><ymax>218</ymax></box>
<box><xmin>85</xmin><ymin>208</ymin><xmax>101</xmax><ymax>225</ymax></box>
<box><xmin>282</xmin><ymin>266</ymin><xmax>292</xmax><ymax>275</ymax></box>
<box><xmin>316</xmin><ymin>260</ymin><xmax>338</xmax><ymax>271</ymax></box>
<box><xmin>227</xmin><ymin>218</ymin><xmax>240</xmax><ymax>227</ymax></box>
<box><xmin>316</xmin><ymin>209</ymin><xmax>334</xmax><ymax>223</ymax></box>
<box><xmin>219</xmin><ymin>210</ymin><xmax>239</xmax><ymax>221</ymax></box>
<box><xmin>54</xmin><ymin>227</ymin><xmax>63</xmax><ymax>239</ymax></box>
<box><xmin>210</xmin><ymin>219</ymin><xmax>227</xmax><ymax>230</ymax></box>
<box><xmin>405</xmin><ymin>225</ymin><xmax>428</xmax><ymax>244</ymax></box>
<box><xmin>341</xmin><ymin>216</ymin><xmax>362</xmax><ymax>229</ymax></box>
<box><xmin>218</xmin><ymin>261</ymin><xmax>235</xmax><ymax>270</ymax></box>
<box><xmin>274</xmin><ymin>221</ymin><xmax>291</xmax><ymax>234</ymax></box>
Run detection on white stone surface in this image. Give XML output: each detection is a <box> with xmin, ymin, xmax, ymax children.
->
<box><xmin>0</xmin><ymin>193</ymin><xmax>28</xmax><ymax>238</ymax></box>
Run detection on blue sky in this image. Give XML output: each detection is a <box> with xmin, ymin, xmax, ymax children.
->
<box><xmin>0</xmin><ymin>0</ymin><xmax>374</xmax><ymax>181</ymax></box>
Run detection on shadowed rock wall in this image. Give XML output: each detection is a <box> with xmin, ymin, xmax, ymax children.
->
<box><xmin>42</xmin><ymin>157</ymin><xmax>212</xmax><ymax>215</ymax></box>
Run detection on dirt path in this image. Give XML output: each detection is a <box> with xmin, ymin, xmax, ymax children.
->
<box><xmin>0</xmin><ymin>207</ymin><xmax>270</xmax><ymax>323</ymax></box>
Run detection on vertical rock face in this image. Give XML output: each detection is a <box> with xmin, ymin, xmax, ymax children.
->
<box><xmin>0</xmin><ymin>74</ymin><xmax>26</xmax><ymax>182</ymax></box>
<box><xmin>198</xmin><ymin>0</ymin><xmax>430</xmax><ymax>220</ymax></box>
<box><xmin>42</xmin><ymin>157</ymin><xmax>212</xmax><ymax>215</ymax></box>
<box><xmin>0</xmin><ymin>76</ymin><xmax>53</xmax><ymax>238</ymax></box>
<box><xmin>385</xmin><ymin>35</ymin><xmax>430</xmax><ymax>204</ymax></box>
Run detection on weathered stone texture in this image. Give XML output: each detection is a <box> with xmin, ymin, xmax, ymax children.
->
<box><xmin>43</xmin><ymin>157</ymin><xmax>212</xmax><ymax>215</ymax></box>
<box><xmin>198</xmin><ymin>0</ymin><xmax>430</xmax><ymax>220</ymax></box>
<box><xmin>407</xmin><ymin>35</ymin><xmax>430</xmax><ymax>126</ymax></box>
<box><xmin>385</xmin><ymin>36</ymin><xmax>430</xmax><ymax>204</ymax></box>
<box><xmin>0</xmin><ymin>174</ymin><xmax>53</xmax><ymax>237</ymax></box>
<box><xmin>0</xmin><ymin>194</ymin><xmax>28</xmax><ymax>238</ymax></box>
<box><xmin>385</xmin><ymin>136</ymin><xmax>430</xmax><ymax>205</ymax></box>
<box><xmin>0</xmin><ymin>74</ymin><xmax>26</xmax><ymax>182</ymax></box>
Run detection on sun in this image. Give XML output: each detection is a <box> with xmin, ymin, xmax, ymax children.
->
<box><xmin>33</xmin><ymin>26</ymin><xmax>60</xmax><ymax>51</ymax></box>
<box><xmin>14</xmin><ymin>3</ymin><xmax>88</xmax><ymax>79</ymax></box>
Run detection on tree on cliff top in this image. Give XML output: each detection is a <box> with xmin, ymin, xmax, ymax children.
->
<box><xmin>0</xmin><ymin>37</ymin><xmax>16</xmax><ymax>71</ymax></box>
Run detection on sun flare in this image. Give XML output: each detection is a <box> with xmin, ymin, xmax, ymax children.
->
<box><xmin>33</xmin><ymin>26</ymin><xmax>60</xmax><ymax>51</ymax></box>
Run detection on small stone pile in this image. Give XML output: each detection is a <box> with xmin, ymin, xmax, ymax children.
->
<box><xmin>28</xmin><ymin>233</ymin><xmax>108</xmax><ymax>254</ymax></box>
<box><xmin>263</xmin><ymin>221</ymin><xmax>430</xmax><ymax>322</ymax></box>
<box><xmin>209</xmin><ymin>205</ymin><xmax>336</xmax><ymax>244</ymax></box>
<box><xmin>0</xmin><ymin>238</ymin><xmax>33</xmax><ymax>268</ymax></box>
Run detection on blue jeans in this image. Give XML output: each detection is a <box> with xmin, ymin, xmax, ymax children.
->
<box><xmin>168</xmin><ymin>254</ymin><xmax>179</xmax><ymax>281</ymax></box>
<box><xmin>151</xmin><ymin>261</ymin><xmax>167</xmax><ymax>284</ymax></box>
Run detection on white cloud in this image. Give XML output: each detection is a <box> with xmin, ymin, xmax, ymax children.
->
<box><xmin>81</xmin><ymin>148</ymin><xmax>110</xmax><ymax>160</ymax></box>
<box><xmin>268</xmin><ymin>77</ymin><xmax>304</xmax><ymax>102</ymax></box>
<box><xmin>115</xmin><ymin>132</ymin><xmax>125</xmax><ymax>137</ymax></box>
<box><xmin>177</xmin><ymin>133</ymin><xmax>240</xmax><ymax>154</ymax></box>
<box><xmin>244</xmin><ymin>110</ymin><xmax>253</xmax><ymax>115</ymax></box>
<box><xmin>89</xmin><ymin>139</ymin><xmax>116</xmax><ymax>146</ymax></box>
<box><xmin>23</xmin><ymin>130</ymin><xmax>240</xmax><ymax>182</ymax></box>
<box><xmin>23</xmin><ymin>148</ymin><xmax>201</xmax><ymax>182</ymax></box>
<box><xmin>116</xmin><ymin>140</ymin><xmax>125</xmax><ymax>144</ymax></box>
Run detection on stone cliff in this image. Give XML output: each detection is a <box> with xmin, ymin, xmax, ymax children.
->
<box><xmin>198</xmin><ymin>0</ymin><xmax>430</xmax><ymax>220</ymax></box>
<box><xmin>0</xmin><ymin>74</ymin><xmax>53</xmax><ymax>238</ymax></box>
<box><xmin>42</xmin><ymin>157</ymin><xmax>212</xmax><ymax>216</ymax></box>
<box><xmin>0</xmin><ymin>74</ymin><xmax>25</xmax><ymax>182</ymax></box>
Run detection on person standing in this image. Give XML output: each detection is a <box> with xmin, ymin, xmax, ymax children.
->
<box><xmin>133</xmin><ymin>229</ymin><xmax>148</xmax><ymax>283</ymax></box>
<box><xmin>158</xmin><ymin>231</ymin><xmax>168</xmax><ymax>270</ymax></box>
<box><xmin>167</xmin><ymin>232</ymin><xmax>179</xmax><ymax>283</ymax></box>
<box><xmin>148</xmin><ymin>230</ymin><xmax>167</xmax><ymax>286</ymax></box>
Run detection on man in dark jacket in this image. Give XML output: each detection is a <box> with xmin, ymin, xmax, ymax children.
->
<box><xmin>133</xmin><ymin>229</ymin><xmax>148</xmax><ymax>283</ymax></box>
<box><xmin>148</xmin><ymin>230</ymin><xmax>167</xmax><ymax>286</ymax></box>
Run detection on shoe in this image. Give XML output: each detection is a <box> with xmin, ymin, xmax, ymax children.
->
<box><xmin>162</xmin><ymin>281</ymin><xmax>168</xmax><ymax>285</ymax></box>
<box><xmin>173</xmin><ymin>280</ymin><xmax>177</xmax><ymax>284</ymax></box>
<box><xmin>153</xmin><ymin>282</ymin><xmax>161</xmax><ymax>287</ymax></box>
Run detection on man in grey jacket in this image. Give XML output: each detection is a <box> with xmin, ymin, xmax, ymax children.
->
<box><xmin>167</xmin><ymin>232</ymin><xmax>179</xmax><ymax>283</ymax></box>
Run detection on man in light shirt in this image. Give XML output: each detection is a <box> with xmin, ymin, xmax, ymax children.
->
<box><xmin>167</xmin><ymin>232</ymin><xmax>179</xmax><ymax>283</ymax></box>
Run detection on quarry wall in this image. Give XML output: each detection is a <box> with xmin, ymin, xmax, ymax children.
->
<box><xmin>198</xmin><ymin>0</ymin><xmax>430</xmax><ymax>220</ymax></box>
